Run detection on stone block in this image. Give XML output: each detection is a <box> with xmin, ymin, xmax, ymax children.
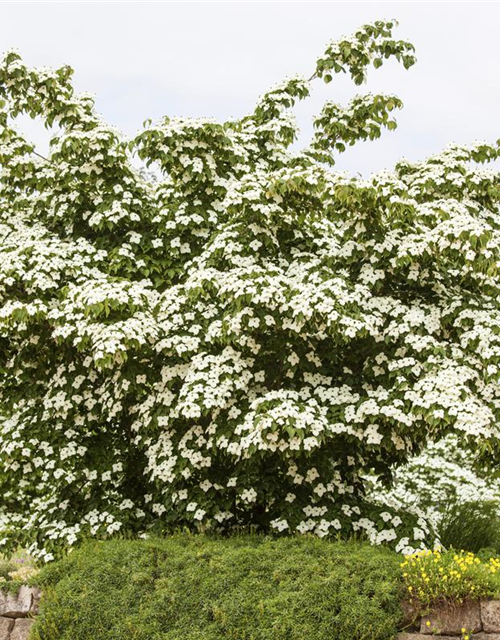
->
<box><xmin>0</xmin><ymin>586</ymin><xmax>34</xmax><ymax>618</ymax></box>
<box><xmin>420</xmin><ymin>600</ymin><xmax>482</xmax><ymax>635</ymax></box>
<box><xmin>474</xmin><ymin>633</ymin><xmax>500</xmax><ymax>640</ymax></box>
<box><xmin>0</xmin><ymin>617</ymin><xmax>14</xmax><ymax>640</ymax></box>
<box><xmin>29</xmin><ymin>588</ymin><xmax>41</xmax><ymax>616</ymax></box>
<box><xmin>11</xmin><ymin>618</ymin><xmax>34</xmax><ymax>640</ymax></box>
<box><xmin>482</xmin><ymin>601</ymin><xmax>500</xmax><ymax>633</ymax></box>
<box><xmin>400</xmin><ymin>599</ymin><xmax>420</xmax><ymax>629</ymax></box>
<box><xmin>397</xmin><ymin>634</ymin><xmax>458</xmax><ymax>640</ymax></box>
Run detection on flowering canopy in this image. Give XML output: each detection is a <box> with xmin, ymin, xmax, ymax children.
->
<box><xmin>369</xmin><ymin>435</ymin><xmax>500</xmax><ymax>530</ymax></box>
<box><xmin>1</xmin><ymin>20</ymin><xmax>499</xmax><ymax>560</ymax></box>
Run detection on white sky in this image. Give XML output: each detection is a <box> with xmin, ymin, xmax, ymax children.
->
<box><xmin>1</xmin><ymin>1</ymin><xmax>499</xmax><ymax>176</ymax></box>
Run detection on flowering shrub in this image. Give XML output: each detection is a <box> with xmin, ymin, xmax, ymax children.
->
<box><xmin>368</xmin><ymin>435</ymin><xmax>500</xmax><ymax>536</ymax></box>
<box><xmin>401</xmin><ymin>549</ymin><xmax>500</xmax><ymax>607</ymax></box>
<box><xmin>0</xmin><ymin>552</ymin><xmax>38</xmax><ymax>589</ymax></box>
<box><xmin>0</xmin><ymin>19</ymin><xmax>499</xmax><ymax>560</ymax></box>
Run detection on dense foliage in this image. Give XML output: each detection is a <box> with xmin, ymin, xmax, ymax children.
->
<box><xmin>1</xmin><ymin>19</ymin><xmax>500</xmax><ymax>560</ymax></box>
<box><xmin>0</xmin><ymin>550</ymin><xmax>38</xmax><ymax>591</ymax></box>
<box><xmin>32</xmin><ymin>535</ymin><xmax>402</xmax><ymax>640</ymax></box>
<box><xmin>368</xmin><ymin>435</ymin><xmax>500</xmax><ymax>546</ymax></box>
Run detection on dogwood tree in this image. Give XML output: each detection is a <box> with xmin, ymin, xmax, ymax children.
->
<box><xmin>1</xmin><ymin>20</ymin><xmax>499</xmax><ymax>560</ymax></box>
<box><xmin>368</xmin><ymin>435</ymin><xmax>500</xmax><ymax>528</ymax></box>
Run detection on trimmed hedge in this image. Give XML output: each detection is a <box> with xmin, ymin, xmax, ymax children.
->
<box><xmin>32</xmin><ymin>534</ymin><xmax>403</xmax><ymax>640</ymax></box>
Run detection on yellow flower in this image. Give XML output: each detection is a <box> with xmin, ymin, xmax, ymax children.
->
<box><xmin>426</xmin><ymin>621</ymin><xmax>431</xmax><ymax>627</ymax></box>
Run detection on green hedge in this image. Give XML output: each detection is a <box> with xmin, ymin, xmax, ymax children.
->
<box><xmin>32</xmin><ymin>534</ymin><xmax>403</xmax><ymax>640</ymax></box>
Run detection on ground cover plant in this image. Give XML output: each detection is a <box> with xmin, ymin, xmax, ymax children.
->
<box><xmin>1</xmin><ymin>18</ymin><xmax>500</xmax><ymax>562</ymax></box>
<box><xmin>0</xmin><ymin>550</ymin><xmax>38</xmax><ymax>591</ymax></box>
<box><xmin>401</xmin><ymin>548</ymin><xmax>500</xmax><ymax>607</ymax></box>
<box><xmin>31</xmin><ymin>534</ymin><xmax>403</xmax><ymax>640</ymax></box>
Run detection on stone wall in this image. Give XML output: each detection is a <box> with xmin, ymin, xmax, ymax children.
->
<box><xmin>0</xmin><ymin>587</ymin><xmax>40</xmax><ymax>640</ymax></box>
<box><xmin>399</xmin><ymin>599</ymin><xmax>500</xmax><ymax>639</ymax></box>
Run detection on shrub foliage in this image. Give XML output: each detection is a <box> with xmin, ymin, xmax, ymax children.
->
<box><xmin>32</xmin><ymin>535</ymin><xmax>402</xmax><ymax>640</ymax></box>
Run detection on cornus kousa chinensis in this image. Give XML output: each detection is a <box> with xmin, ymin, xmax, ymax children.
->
<box><xmin>0</xmin><ymin>20</ymin><xmax>499</xmax><ymax>561</ymax></box>
<box><xmin>368</xmin><ymin>435</ymin><xmax>500</xmax><ymax>530</ymax></box>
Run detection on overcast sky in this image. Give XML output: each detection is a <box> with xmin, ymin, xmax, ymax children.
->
<box><xmin>1</xmin><ymin>1</ymin><xmax>499</xmax><ymax>176</ymax></box>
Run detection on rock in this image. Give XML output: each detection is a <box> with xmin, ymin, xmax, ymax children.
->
<box><xmin>400</xmin><ymin>599</ymin><xmax>420</xmax><ymax>629</ymax></box>
<box><xmin>483</xmin><ymin>601</ymin><xmax>500</xmax><ymax>633</ymax></box>
<box><xmin>399</xmin><ymin>634</ymin><xmax>500</xmax><ymax>640</ymax></box>
<box><xmin>397</xmin><ymin>635</ymin><xmax>459</xmax><ymax>640</ymax></box>
<box><xmin>0</xmin><ymin>586</ymin><xmax>34</xmax><ymax>618</ymax></box>
<box><xmin>11</xmin><ymin>618</ymin><xmax>34</xmax><ymax>640</ymax></box>
<box><xmin>0</xmin><ymin>617</ymin><xmax>14</xmax><ymax>640</ymax></box>
<box><xmin>29</xmin><ymin>588</ymin><xmax>42</xmax><ymax>615</ymax></box>
<box><xmin>420</xmin><ymin>600</ymin><xmax>482</xmax><ymax>635</ymax></box>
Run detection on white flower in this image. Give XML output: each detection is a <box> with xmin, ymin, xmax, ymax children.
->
<box><xmin>240</xmin><ymin>488</ymin><xmax>258</xmax><ymax>503</ymax></box>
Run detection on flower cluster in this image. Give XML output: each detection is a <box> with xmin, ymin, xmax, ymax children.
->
<box><xmin>402</xmin><ymin>549</ymin><xmax>500</xmax><ymax>607</ymax></box>
<box><xmin>0</xmin><ymin>553</ymin><xmax>38</xmax><ymax>585</ymax></box>
<box><xmin>0</xmin><ymin>20</ymin><xmax>499</xmax><ymax>560</ymax></box>
<box><xmin>368</xmin><ymin>435</ymin><xmax>500</xmax><ymax>532</ymax></box>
